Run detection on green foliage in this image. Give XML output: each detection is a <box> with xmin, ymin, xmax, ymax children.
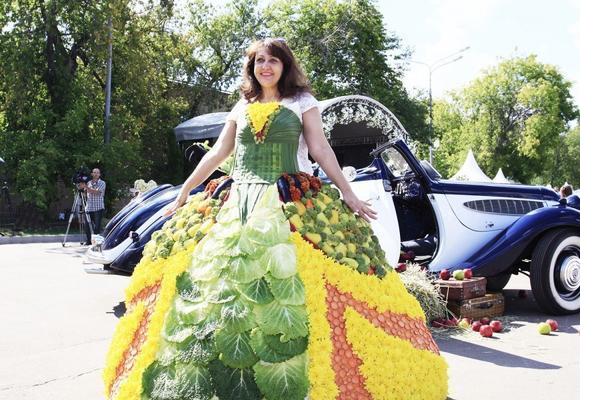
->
<box><xmin>433</xmin><ymin>55</ymin><xmax>579</xmax><ymax>185</ymax></box>
<box><xmin>552</xmin><ymin>123</ymin><xmax>580</xmax><ymax>188</ymax></box>
<box><xmin>264</xmin><ymin>0</ymin><xmax>429</xmax><ymax>142</ymax></box>
<box><xmin>1</xmin><ymin>0</ymin><xmax>431</xmax><ymax>220</ymax></box>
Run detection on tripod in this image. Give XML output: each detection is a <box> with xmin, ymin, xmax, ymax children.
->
<box><xmin>62</xmin><ymin>189</ymin><xmax>93</xmax><ymax>246</ymax></box>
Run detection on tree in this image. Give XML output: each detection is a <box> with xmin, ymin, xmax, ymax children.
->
<box><xmin>552</xmin><ymin>123</ymin><xmax>580</xmax><ymax>188</ymax></box>
<box><xmin>264</xmin><ymin>0</ymin><xmax>429</xmax><ymax>143</ymax></box>
<box><xmin>1</xmin><ymin>0</ymin><xmax>431</xmax><ymax>224</ymax></box>
<box><xmin>433</xmin><ymin>55</ymin><xmax>579</xmax><ymax>185</ymax></box>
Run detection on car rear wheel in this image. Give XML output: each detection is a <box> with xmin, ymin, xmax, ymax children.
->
<box><xmin>530</xmin><ymin>229</ymin><xmax>580</xmax><ymax>315</ymax></box>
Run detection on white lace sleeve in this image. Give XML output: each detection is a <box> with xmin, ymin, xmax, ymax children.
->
<box><xmin>226</xmin><ymin>99</ymin><xmax>245</xmax><ymax>122</ymax></box>
<box><xmin>298</xmin><ymin>92</ymin><xmax>319</xmax><ymax>114</ymax></box>
<box><xmin>297</xmin><ymin>134</ymin><xmax>313</xmax><ymax>174</ymax></box>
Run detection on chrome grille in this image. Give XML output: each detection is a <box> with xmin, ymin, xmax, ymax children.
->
<box><xmin>463</xmin><ymin>199</ymin><xmax>544</xmax><ymax>215</ymax></box>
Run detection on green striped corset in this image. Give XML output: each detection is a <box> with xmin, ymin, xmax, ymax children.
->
<box><xmin>232</xmin><ymin>106</ymin><xmax>302</xmax><ymax>184</ymax></box>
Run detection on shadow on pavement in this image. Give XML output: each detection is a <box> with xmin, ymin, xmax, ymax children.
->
<box><xmin>438</xmin><ymin>337</ymin><xmax>561</xmax><ymax>369</ymax></box>
<box><xmin>502</xmin><ymin>289</ymin><xmax>580</xmax><ymax>334</ymax></box>
<box><xmin>44</xmin><ymin>243</ymin><xmax>89</xmax><ymax>260</ymax></box>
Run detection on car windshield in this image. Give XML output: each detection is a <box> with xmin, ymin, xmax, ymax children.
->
<box><xmin>381</xmin><ymin>147</ymin><xmax>410</xmax><ymax>177</ymax></box>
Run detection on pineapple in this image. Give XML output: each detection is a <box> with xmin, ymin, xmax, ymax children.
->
<box><xmin>289</xmin><ymin>214</ymin><xmax>304</xmax><ymax>229</ymax></box>
<box><xmin>305</xmin><ymin>232</ymin><xmax>322</xmax><ymax>244</ymax></box>
<box><xmin>293</xmin><ymin>200</ymin><xmax>306</xmax><ymax>216</ymax></box>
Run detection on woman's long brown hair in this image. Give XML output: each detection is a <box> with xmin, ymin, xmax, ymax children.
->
<box><xmin>240</xmin><ymin>38</ymin><xmax>312</xmax><ymax>101</ymax></box>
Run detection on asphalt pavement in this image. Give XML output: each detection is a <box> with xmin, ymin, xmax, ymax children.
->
<box><xmin>0</xmin><ymin>242</ymin><xmax>580</xmax><ymax>400</ymax></box>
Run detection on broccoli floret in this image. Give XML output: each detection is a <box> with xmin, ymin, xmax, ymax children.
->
<box><xmin>157</xmin><ymin>246</ymin><xmax>170</xmax><ymax>259</ymax></box>
<box><xmin>284</xmin><ymin>202</ymin><xmax>298</xmax><ymax>215</ymax></box>
<box><xmin>306</xmin><ymin>208</ymin><xmax>318</xmax><ymax>219</ymax></box>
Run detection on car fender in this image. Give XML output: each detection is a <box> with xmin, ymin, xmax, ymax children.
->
<box><xmin>102</xmin><ymin>184</ymin><xmax>172</xmax><ymax>236</ymax></box>
<box><xmin>110</xmin><ymin>213</ymin><xmax>170</xmax><ymax>273</ymax></box>
<box><xmin>347</xmin><ymin>179</ymin><xmax>401</xmax><ymax>266</ymax></box>
<box><xmin>462</xmin><ymin>205</ymin><xmax>580</xmax><ymax>277</ymax></box>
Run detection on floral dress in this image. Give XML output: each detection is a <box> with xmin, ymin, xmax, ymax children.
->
<box><xmin>103</xmin><ymin>92</ymin><xmax>448</xmax><ymax>400</ymax></box>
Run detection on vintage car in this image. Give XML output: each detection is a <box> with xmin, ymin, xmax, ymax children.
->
<box><xmin>86</xmin><ymin>95</ymin><xmax>580</xmax><ymax>315</ymax></box>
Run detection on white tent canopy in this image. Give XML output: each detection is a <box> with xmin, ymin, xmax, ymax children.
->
<box><xmin>450</xmin><ymin>149</ymin><xmax>492</xmax><ymax>182</ymax></box>
<box><xmin>493</xmin><ymin>168</ymin><xmax>511</xmax><ymax>183</ymax></box>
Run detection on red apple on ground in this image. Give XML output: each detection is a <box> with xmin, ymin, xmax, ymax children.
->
<box><xmin>440</xmin><ymin>269</ymin><xmax>451</xmax><ymax>280</ymax></box>
<box><xmin>479</xmin><ymin>325</ymin><xmax>493</xmax><ymax>337</ymax></box>
<box><xmin>480</xmin><ymin>317</ymin><xmax>491</xmax><ymax>325</ymax></box>
<box><xmin>490</xmin><ymin>320</ymin><xmax>503</xmax><ymax>332</ymax></box>
<box><xmin>546</xmin><ymin>319</ymin><xmax>559</xmax><ymax>331</ymax></box>
<box><xmin>471</xmin><ymin>321</ymin><xmax>482</xmax><ymax>332</ymax></box>
<box><xmin>395</xmin><ymin>263</ymin><xmax>407</xmax><ymax>273</ymax></box>
<box><xmin>463</xmin><ymin>268</ymin><xmax>473</xmax><ymax>279</ymax></box>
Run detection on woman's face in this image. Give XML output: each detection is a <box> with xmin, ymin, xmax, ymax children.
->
<box><xmin>253</xmin><ymin>48</ymin><xmax>284</xmax><ymax>91</ymax></box>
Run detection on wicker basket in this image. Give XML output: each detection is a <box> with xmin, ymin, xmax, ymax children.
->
<box><xmin>447</xmin><ymin>293</ymin><xmax>505</xmax><ymax>320</ymax></box>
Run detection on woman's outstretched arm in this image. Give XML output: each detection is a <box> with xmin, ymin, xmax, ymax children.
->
<box><xmin>302</xmin><ymin>107</ymin><xmax>377</xmax><ymax>221</ymax></box>
<box><xmin>164</xmin><ymin>120</ymin><xmax>237</xmax><ymax>215</ymax></box>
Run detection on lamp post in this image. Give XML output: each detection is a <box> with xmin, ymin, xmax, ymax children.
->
<box><xmin>408</xmin><ymin>46</ymin><xmax>470</xmax><ymax>164</ymax></box>
<box><xmin>104</xmin><ymin>15</ymin><xmax>113</xmax><ymax>145</ymax></box>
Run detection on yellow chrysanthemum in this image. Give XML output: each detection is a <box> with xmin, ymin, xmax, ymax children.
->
<box><xmin>104</xmin><ymin>247</ymin><xmax>194</xmax><ymax>399</ymax></box>
<box><xmin>292</xmin><ymin>232</ymin><xmax>447</xmax><ymax>400</ymax></box>
<box><xmin>246</xmin><ymin>101</ymin><xmax>281</xmax><ymax>143</ymax></box>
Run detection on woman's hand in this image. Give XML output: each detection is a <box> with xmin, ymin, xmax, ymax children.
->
<box><xmin>341</xmin><ymin>189</ymin><xmax>378</xmax><ymax>221</ymax></box>
<box><xmin>164</xmin><ymin>192</ymin><xmax>188</xmax><ymax>217</ymax></box>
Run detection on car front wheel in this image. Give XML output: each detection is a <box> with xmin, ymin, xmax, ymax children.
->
<box><xmin>530</xmin><ymin>229</ymin><xmax>580</xmax><ymax>315</ymax></box>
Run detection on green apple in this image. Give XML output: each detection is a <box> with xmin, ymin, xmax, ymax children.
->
<box><xmin>458</xmin><ymin>318</ymin><xmax>471</xmax><ymax>329</ymax></box>
<box><xmin>452</xmin><ymin>269</ymin><xmax>465</xmax><ymax>280</ymax></box>
<box><xmin>538</xmin><ymin>322</ymin><xmax>551</xmax><ymax>335</ymax></box>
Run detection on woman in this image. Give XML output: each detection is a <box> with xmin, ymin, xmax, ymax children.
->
<box><xmin>104</xmin><ymin>38</ymin><xmax>447</xmax><ymax>400</ymax></box>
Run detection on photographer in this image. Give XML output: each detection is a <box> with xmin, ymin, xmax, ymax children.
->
<box><xmin>84</xmin><ymin>168</ymin><xmax>106</xmax><ymax>245</ymax></box>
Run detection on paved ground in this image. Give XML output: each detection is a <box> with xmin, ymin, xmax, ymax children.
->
<box><xmin>0</xmin><ymin>243</ymin><xmax>580</xmax><ymax>400</ymax></box>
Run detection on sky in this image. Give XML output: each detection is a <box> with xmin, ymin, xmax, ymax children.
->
<box><xmin>376</xmin><ymin>0</ymin><xmax>580</xmax><ymax>104</ymax></box>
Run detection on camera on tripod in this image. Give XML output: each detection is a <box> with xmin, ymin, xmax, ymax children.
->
<box><xmin>62</xmin><ymin>166</ymin><xmax>94</xmax><ymax>246</ymax></box>
<box><xmin>72</xmin><ymin>167</ymin><xmax>91</xmax><ymax>193</ymax></box>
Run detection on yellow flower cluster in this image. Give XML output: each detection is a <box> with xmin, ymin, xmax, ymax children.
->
<box><xmin>293</xmin><ymin>233</ymin><xmax>338</xmax><ymax>400</ymax></box>
<box><xmin>345</xmin><ymin>307</ymin><xmax>448</xmax><ymax>400</ymax></box>
<box><xmin>246</xmin><ymin>101</ymin><xmax>281</xmax><ymax>143</ymax></box>
<box><xmin>102</xmin><ymin>302</ymin><xmax>146</xmax><ymax>396</ymax></box>
<box><xmin>125</xmin><ymin>241</ymin><xmax>197</xmax><ymax>303</ymax></box>
<box><xmin>104</xmin><ymin>246</ymin><xmax>194</xmax><ymax>399</ymax></box>
<box><xmin>291</xmin><ymin>232</ymin><xmax>447</xmax><ymax>400</ymax></box>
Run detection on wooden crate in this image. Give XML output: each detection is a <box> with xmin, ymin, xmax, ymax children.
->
<box><xmin>447</xmin><ymin>293</ymin><xmax>505</xmax><ymax>320</ymax></box>
<box><xmin>435</xmin><ymin>277</ymin><xmax>487</xmax><ymax>301</ymax></box>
